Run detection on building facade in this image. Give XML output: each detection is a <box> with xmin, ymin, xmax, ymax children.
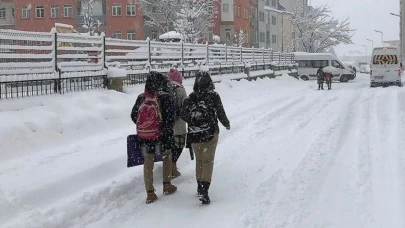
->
<box><xmin>220</xmin><ymin>0</ymin><xmax>251</xmax><ymax>47</ymax></box>
<box><xmin>105</xmin><ymin>0</ymin><xmax>143</xmax><ymax>40</ymax></box>
<box><xmin>0</xmin><ymin>0</ymin><xmax>15</xmax><ymax>29</ymax></box>
<box><xmin>258</xmin><ymin>0</ymin><xmax>278</xmax><ymax>49</ymax></box>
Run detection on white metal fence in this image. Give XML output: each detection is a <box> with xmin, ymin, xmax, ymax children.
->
<box><xmin>0</xmin><ymin>28</ymin><xmax>295</xmax><ymax>99</ymax></box>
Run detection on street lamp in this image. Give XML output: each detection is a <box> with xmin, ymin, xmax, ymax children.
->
<box><xmin>374</xmin><ymin>30</ymin><xmax>384</xmax><ymax>44</ymax></box>
<box><xmin>367</xmin><ymin>39</ymin><xmax>374</xmax><ymax>49</ymax></box>
<box><xmin>390</xmin><ymin>12</ymin><xmax>402</xmax><ymax>67</ymax></box>
<box><xmin>361</xmin><ymin>45</ymin><xmax>368</xmax><ymax>63</ymax></box>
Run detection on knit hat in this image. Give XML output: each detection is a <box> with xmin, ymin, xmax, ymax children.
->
<box><xmin>168</xmin><ymin>68</ymin><xmax>183</xmax><ymax>85</ymax></box>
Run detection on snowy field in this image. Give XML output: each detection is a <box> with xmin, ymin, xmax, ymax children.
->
<box><xmin>1</xmin><ymin>73</ymin><xmax>405</xmax><ymax>228</ymax></box>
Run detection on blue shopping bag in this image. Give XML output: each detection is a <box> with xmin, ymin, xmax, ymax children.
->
<box><xmin>127</xmin><ymin>135</ymin><xmax>163</xmax><ymax>167</ymax></box>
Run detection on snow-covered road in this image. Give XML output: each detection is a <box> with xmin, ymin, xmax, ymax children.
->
<box><xmin>2</xmin><ymin>74</ymin><xmax>405</xmax><ymax>228</ymax></box>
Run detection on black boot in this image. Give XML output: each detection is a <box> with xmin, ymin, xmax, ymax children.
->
<box><xmin>197</xmin><ymin>181</ymin><xmax>203</xmax><ymax>197</ymax></box>
<box><xmin>199</xmin><ymin>182</ymin><xmax>211</xmax><ymax>205</ymax></box>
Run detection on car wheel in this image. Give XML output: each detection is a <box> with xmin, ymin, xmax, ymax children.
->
<box><xmin>300</xmin><ymin>75</ymin><xmax>309</xmax><ymax>81</ymax></box>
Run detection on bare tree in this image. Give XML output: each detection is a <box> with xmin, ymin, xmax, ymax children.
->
<box><xmin>292</xmin><ymin>3</ymin><xmax>355</xmax><ymax>53</ymax></box>
<box><xmin>140</xmin><ymin>0</ymin><xmax>182</xmax><ymax>33</ymax></box>
<box><xmin>226</xmin><ymin>29</ymin><xmax>247</xmax><ymax>47</ymax></box>
<box><xmin>173</xmin><ymin>0</ymin><xmax>218</xmax><ymax>43</ymax></box>
<box><xmin>77</xmin><ymin>0</ymin><xmax>102</xmax><ymax>35</ymax></box>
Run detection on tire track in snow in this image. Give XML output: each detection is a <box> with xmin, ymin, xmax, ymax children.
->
<box><xmin>370</xmin><ymin>89</ymin><xmax>405</xmax><ymax>227</ymax></box>
<box><xmin>242</xmin><ymin>89</ymin><xmax>364</xmax><ymax>228</ymax></box>
<box><xmin>350</xmin><ymin>90</ymin><xmax>375</xmax><ymax>227</ymax></box>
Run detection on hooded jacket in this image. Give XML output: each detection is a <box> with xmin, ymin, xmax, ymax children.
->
<box><xmin>180</xmin><ymin>72</ymin><xmax>230</xmax><ymax>137</ymax></box>
<box><xmin>131</xmin><ymin>71</ymin><xmax>175</xmax><ymax>150</ymax></box>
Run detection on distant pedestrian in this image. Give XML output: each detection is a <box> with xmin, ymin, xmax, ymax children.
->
<box><xmin>167</xmin><ymin>68</ymin><xmax>188</xmax><ymax>178</ymax></box>
<box><xmin>353</xmin><ymin>67</ymin><xmax>357</xmax><ymax>77</ymax></box>
<box><xmin>131</xmin><ymin>71</ymin><xmax>177</xmax><ymax>204</ymax></box>
<box><xmin>317</xmin><ymin>67</ymin><xmax>325</xmax><ymax>90</ymax></box>
<box><xmin>181</xmin><ymin>71</ymin><xmax>230</xmax><ymax>205</ymax></box>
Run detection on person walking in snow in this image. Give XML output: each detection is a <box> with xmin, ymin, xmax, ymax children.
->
<box><xmin>131</xmin><ymin>71</ymin><xmax>177</xmax><ymax>204</ymax></box>
<box><xmin>167</xmin><ymin>68</ymin><xmax>188</xmax><ymax>178</ymax></box>
<box><xmin>317</xmin><ymin>67</ymin><xmax>325</xmax><ymax>90</ymax></box>
<box><xmin>180</xmin><ymin>71</ymin><xmax>230</xmax><ymax>205</ymax></box>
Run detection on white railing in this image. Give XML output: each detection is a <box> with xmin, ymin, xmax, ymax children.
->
<box><xmin>0</xmin><ymin>29</ymin><xmax>295</xmax><ymax>82</ymax></box>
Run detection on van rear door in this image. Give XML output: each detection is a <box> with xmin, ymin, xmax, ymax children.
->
<box><xmin>372</xmin><ymin>49</ymin><xmax>387</xmax><ymax>82</ymax></box>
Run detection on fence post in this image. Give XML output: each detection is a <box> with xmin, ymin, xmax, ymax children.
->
<box><xmin>225</xmin><ymin>44</ymin><xmax>228</xmax><ymax>65</ymax></box>
<box><xmin>252</xmin><ymin>47</ymin><xmax>255</xmax><ymax>62</ymax></box>
<box><xmin>147</xmin><ymin>37</ymin><xmax>151</xmax><ymax>72</ymax></box>
<box><xmin>102</xmin><ymin>32</ymin><xmax>107</xmax><ymax>69</ymax></box>
<box><xmin>52</xmin><ymin>28</ymin><xmax>61</xmax><ymax>94</ymax></box>
<box><xmin>181</xmin><ymin>41</ymin><xmax>184</xmax><ymax>76</ymax></box>
<box><xmin>206</xmin><ymin>42</ymin><xmax>209</xmax><ymax>66</ymax></box>
<box><xmin>240</xmin><ymin>46</ymin><xmax>243</xmax><ymax>63</ymax></box>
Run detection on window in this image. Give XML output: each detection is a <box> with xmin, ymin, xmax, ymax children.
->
<box><xmin>259</xmin><ymin>11</ymin><xmax>264</xmax><ymax>22</ymax></box>
<box><xmin>208</xmin><ymin>6</ymin><xmax>213</xmax><ymax>16</ymax></box>
<box><xmin>0</xmin><ymin>8</ymin><xmax>5</xmax><ymax>19</ymax></box>
<box><xmin>36</xmin><ymin>6</ymin><xmax>44</xmax><ymax>18</ymax></box>
<box><xmin>272</xmin><ymin>0</ymin><xmax>277</xmax><ymax>7</ymax></box>
<box><xmin>297</xmin><ymin>60</ymin><xmax>312</xmax><ymax>68</ymax></box>
<box><xmin>51</xmin><ymin>5</ymin><xmax>59</xmax><ymax>18</ymax></box>
<box><xmin>152</xmin><ymin>7</ymin><xmax>157</xmax><ymax>13</ymax></box>
<box><xmin>127</xmin><ymin>3</ymin><xmax>136</xmax><ymax>16</ymax></box>
<box><xmin>272</xmin><ymin>16</ymin><xmax>276</xmax><ymax>25</ymax></box>
<box><xmin>151</xmin><ymin>31</ymin><xmax>158</xmax><ymax>40</ymax></box>
<box><xmin>64</xmin><ymin>5</ymin><xmax>73</xmax><ymax>17</ymax></box>
<box><xmin>272</xmin><ymin>34</ymin><xmax>277</xmax><ymax>44</ymax></box>
<box><xmin>22</xmin><ymin>6</ymin><xmax>31</xmax><ymax>19</ymax></box>
<box><xmin>331</xmin><ymin>60</ymin><xmax>345</xmax><ymax>69</ymax></box>
<box><xmin>127</xmin><ymin>30</ymin><xmax>136</xmax><ymax>40</ymax></box>
<box><xmin>112</xmin><ymin>31</ymin><xmax>122</xmax><ymax>39</ymax></box>
<box><xmin>313</xmin><ymin>60</ymin><xmax>329</xmax><ymax>68</ymax></box>
<box><xmin>372</xmin><ymin>55</ymin><xmax>399</xmax><ymax>65</ymax></box>
<box><xmin>223</xmin><ymin>4</ymin><xmax>229</xmax><ymax>12</ymax></box>
<box><xmin>112</xmin><ymin>4</ymin><xmax>121</xmax><ymax>16</ymax></box>
<box><xmin>260</xmin><ymin>32</ymin><xmax>265</xmax><ymax>43</ymax></box>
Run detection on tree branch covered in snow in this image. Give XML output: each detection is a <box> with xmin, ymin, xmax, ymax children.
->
<box><xmin>140</xmin><ymin>0</ymin><xmax>182</xmax><ymax>33</ymax></box>
<box><xmin>77</xmin><ymin>0</ymin><xmax>102</xmax><ymax>35</ymax></box>
<box><xmin>226</xmin><ymin>29</ymin><xmax>247</xmax><ymax>47</ymax></box>
<box><xmin>173</xmin><ymin>0</ymin><xmax>218</xmax><ymax>43</ymax></box>
<box><xmin>292</xmin><ymin>4</ymin><xmax>355</xmax><ymax>53</ymax></box>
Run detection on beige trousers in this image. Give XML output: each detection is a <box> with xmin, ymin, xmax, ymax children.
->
<box><xmin>193</xmin><ymin>134</ymin><xmax>219</xmax><ymax>182</ymax></box>
<box><xmin>143</xmin><ymin>148</ymin><xmax>172</xmax><ymax>192</ymax></box>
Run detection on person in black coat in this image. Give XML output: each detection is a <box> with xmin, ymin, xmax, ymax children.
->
<box><xmin>317</xmin><ymin>67</ymin><xmax>325</xmax><ymax>90</ymax></box>
<box><xmin>130</xmin><ymin>71</ymin><xmax>177</xmax><ymax>204</ymax></box>
<box><xmin>180</xmin><ymin>71</ymin><xmax>230</xmax><ymax>205</ymax></box>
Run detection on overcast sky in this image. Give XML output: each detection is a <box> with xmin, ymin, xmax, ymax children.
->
<box><xmin>310</xmin><ymin>0</ymin><xmax>400</xmax><ymax>56</ymax></box>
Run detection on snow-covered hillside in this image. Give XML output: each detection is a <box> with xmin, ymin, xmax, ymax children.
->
<box><xmin>2</xmin><ymin>74</ymin><xmax>405</xmax><ymax>228</ymax></box>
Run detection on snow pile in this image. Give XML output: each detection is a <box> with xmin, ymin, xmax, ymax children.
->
<box><xmin>0</xmin><ymin>90</ymin><xmax>133</xmax><ymax>161</ymax></box>
<box><xmin>107</xmin><ymin>67</ymin><xmax>127</xmax><ymax>78</ymax></box>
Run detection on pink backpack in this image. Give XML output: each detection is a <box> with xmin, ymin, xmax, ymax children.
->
<box><xmin>136</xmin><ymin>93</ymin><xmax>162</xmax><ymax>140</ymax></box>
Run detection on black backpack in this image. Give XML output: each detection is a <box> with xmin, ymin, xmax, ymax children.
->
<box><xmin>187</xmin><ymin>99</ymin><xmax>215</xmax><ymax>143</ymax></box>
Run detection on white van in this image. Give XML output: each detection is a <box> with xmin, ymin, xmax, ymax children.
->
<box><xmin>294</xmin><ymin>52</ymin><xmax>355</xmax><ymax>82</ymax></box>
<box><xmin>370</xmin><ymin>46</ymin><xmax>402</xmax><ymax>87</ymax></box>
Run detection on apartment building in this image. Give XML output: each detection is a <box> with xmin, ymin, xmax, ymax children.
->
<box><xmin>258</xmin><ymin>0</ymin><xmax>278</xmax><ymax>49</ymax></box>
<box><xmin>106</xmin><ymin>0</ymin><xmax>143</xmax><ymax>40</ymax></box>
<box><xmin>1</xmin><ymin>0</ymin><xmax>144</xmax><ymax>40</ymax></box>
<box><xmin>220</xmin><ymin>0</ymin><xmax>251</xmax><ymax>47</ymax></box>
<box><xmin>0</xmin><ymin>0</ymin><xmax>15</xmax><ymax>29</ymax></box>
<box><xmin>13</xmin><ymin>0</ymin><xmax>77</xmax><ymax>32</ymax></box>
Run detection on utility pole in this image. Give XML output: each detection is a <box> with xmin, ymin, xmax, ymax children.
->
<box><xmin>362</xmin><ymin>45</ymin><xmax>368</xmax><ymax>63</ymax></box>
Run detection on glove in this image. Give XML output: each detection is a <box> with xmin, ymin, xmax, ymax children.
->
<box><xmin>226</xmin><ymin>125</ymin><xmax>231</xmax><ymax>130</ymax></box>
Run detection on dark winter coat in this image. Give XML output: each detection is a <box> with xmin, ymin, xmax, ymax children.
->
<box><xmin>317</xmin><ymin>68</ymin><xmax>325</xmax><ymax>84</ymax></box>
<box><xmin>180</xmin><ymin>72</ymin><xmax>230</xmax><ymax>141</ymax></box>
<box><xmin>131</xmin><ymin>71</ymin><xmax>175</xmax><ymax>152</ymax></box>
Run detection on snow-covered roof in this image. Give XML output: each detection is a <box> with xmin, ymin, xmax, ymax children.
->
<box><xmin>293</xmin><ymin>52</ymin><xmax>332</xmax><ymax>56</ymax></box>
<box><xmin>264</xmin><ymin>6</ymin><xmax>293</xmax><ymax>15</ymax></box>
<box><xmin>159</xmin><ymin>31</ymin><xmax>185</xmax><ymax>40</ymax></box>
